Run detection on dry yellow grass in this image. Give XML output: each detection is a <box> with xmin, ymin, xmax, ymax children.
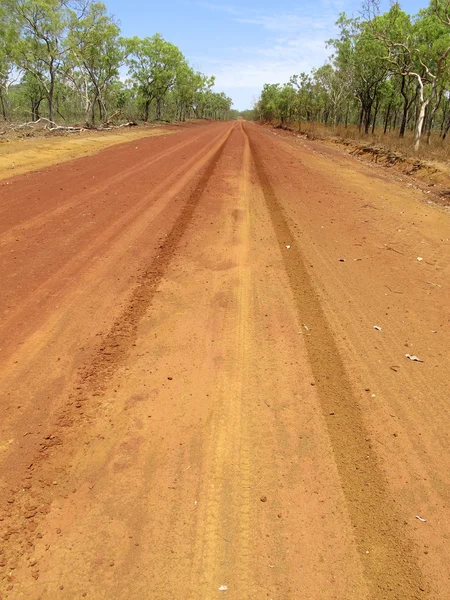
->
<box><xmin>290</xmin><ymin>122</ymin><xmax>450</xmax><ymax>164</ymax></box>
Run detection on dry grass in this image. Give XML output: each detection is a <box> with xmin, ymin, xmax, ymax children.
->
<box><xmin>288</xmin><ymin>122</ymin><xmax>450</xmax><ymax>164</ymax></box>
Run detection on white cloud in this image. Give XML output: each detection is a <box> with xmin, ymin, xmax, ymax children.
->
<box><xmin>233</xmin><ymin>14</ymin><xmax>334</xmax><ymax>33</ymax></box>
<box><xmin>192</xmin><ymin>1</ymin><xmax>341</xmax><ymax>109</ymax></box>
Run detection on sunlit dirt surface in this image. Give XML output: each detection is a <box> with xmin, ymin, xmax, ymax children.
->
<box><xmin>0</xmin><ymin>121</ymin><xmax>449</xmax><ymax>599</ymax></box>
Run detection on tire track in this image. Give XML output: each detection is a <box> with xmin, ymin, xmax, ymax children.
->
<box><xmin>0</xmin><ymin>125</ymin><xmax>234</xmax><ymax>575</ymax></box>
<box><xmin>0</xmin><ymin>124</ymin><xmax>232</xmax><ymax>344</ymax></box>
<box><xmin>66</xmin><ymin>125</ymin><xmax>234</xmax><ymax>407</ymax></box>
<box><xmin>245</xmin><ymin>123</ymin><xmax>425</xmax><ymax>599</ymax></box>
<box><xmin>0</xmin><ymin>125</ymin><xmax>221</xmax><ymax>245</ymax></box>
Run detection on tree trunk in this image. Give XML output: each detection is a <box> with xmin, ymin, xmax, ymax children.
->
<box><xmin>371</xmin><ymin>98</ymin><xmax>379</xmax><ymax>135</ymax></box>
<box><xmin>31</xmin><ymin>98</ymin><xmax>42</xmax><ymax>121</ymax></box>
<box><xmin>358</xmin><ymin>106</ymin><xmax>364</xmax><ymax>132</ymax></box>
<box><xmin>426</xmin><ymin>89</ymin><xmax>442</xmax><ymax>145</ymax></box>
<box><xmin>0</xmin><ymin>90</ymin><xmax>6</xmax><ymax>121</ymax></box>
<box><xmin>156</xmin><ymin>98</ymin><xmax>162</xmax><ymax>121</ymax></box>
<box><xmin>48</xmin><ymin>67</ymin><xmax>55</xmax><ymax>124</ymax></box>
<box><xmin>364</xmin><ymin>101</ymin><xmax>373</xmax><ymax>135</ymax></box>
<box><xmin>414</xmin><ymin>98</ymin><xmax>428</xmax><ymax>152</ymax></box>
<box><xmin>440</xmin><ymin>100</ymin><xmax>449</xmax><ymax>136</ymax></box>
<box><xmin>383</xmin><ymin>102</ymin><xmax>391</xmax><ymax>135</ymax></box>
<box><xmin>97</xmin><ymin>98</ymin><xmax>103</xmax><ymax>122</ymax></box>
<box><xmin>392</xmin><ymin>109</ymin><xmax>398</xmax><ymax>131</ymax></box>
<box><xmin>442</xmin><ymin>118</ymin><xmax>450</xmax><ymax>140</ymax></box>
<box><xmin>144</xmin><ymin>98</ymin><xmax>150</xmax><ymax>122</ymax></box>
<box><xmin>399</xmin><ymin>76</ymin><xmax>411</xmax><ymax>138</ymax></box>
<box><xmin>88</xmin><ymin>92</ymin><xmax>98</xmax><ymax>127</ymax></box>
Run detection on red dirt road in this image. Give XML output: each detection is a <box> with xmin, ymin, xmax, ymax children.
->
<box><xmin>0</xmin><ymin>121</ymin><xmax>449</xmax><ymax>599</ymax></box>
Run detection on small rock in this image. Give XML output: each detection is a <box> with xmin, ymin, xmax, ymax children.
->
<box><xmin>260</xmin><ymin>495</ymin><xmax>268</xmax><ymax>503</ymax></box>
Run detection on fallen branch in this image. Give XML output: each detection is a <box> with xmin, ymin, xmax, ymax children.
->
<box><xmin>48</xmin><ymin>124</ymin><xmax>86</xmax><ymax>132</ymax></box>
<box><xmin>7</xmin><ymin>118</ymin><xmax>86</xmax><ymax>133</ymax></box>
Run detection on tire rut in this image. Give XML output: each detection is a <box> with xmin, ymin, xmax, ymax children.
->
<box><xmin>0</xmin><ymin>126</ymin><xmax>234</xmax><ymax>580</ymax></box>
<box><xmin>0</xmin><ymin>126</ymin><xmax>218</xmax><ymax>245</ymax></box>
<box><xmin>67</xmin><ymin>126</ymin><xmax>233</xmax><ymax>412</ymax></box>
<box><xmin>245</xmin><ymin>123</ymin><xmax>425</xmax><ymax>599</ymax></box>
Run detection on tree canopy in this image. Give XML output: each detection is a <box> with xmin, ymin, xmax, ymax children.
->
<box><xmin>254</xmin><ymin>0</ymin><xmax>450</xmax><ymax>150</ymax></box>
<box><xmin>0</xmin><ymin>0</ymin><xmax>233</xmax><ymax>125</ymax></box>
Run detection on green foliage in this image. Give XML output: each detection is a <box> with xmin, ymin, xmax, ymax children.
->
<box><xmin>0</xmin><ymin>0</ymin><xmax>233</xmax><ymax>124</ymax></box>
<box><xmin>254</xmin><ymin>0</ymin><xmax>450</xmax><ymax>150</ymax></box>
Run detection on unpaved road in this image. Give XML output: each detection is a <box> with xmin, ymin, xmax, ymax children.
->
<box><xmin>0</xmin><ymin>121</ymin><xmax>449</xmax><ymax>599</ymax></box>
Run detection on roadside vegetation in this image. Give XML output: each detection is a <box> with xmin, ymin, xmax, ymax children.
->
<box><xmin>0</xmin><ymin>0</ymin><xmax>233</xmax><ymax>129</ymax></box>
<box><xmin>252</xmin><ymin>0</ymin><xmax>450</xmax><ymax>157</ymax></box>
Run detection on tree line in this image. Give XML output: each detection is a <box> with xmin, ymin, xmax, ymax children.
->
<box><xmin>0</xmin><ymin>0</ymin><xmax>233</xmax><ymax>126</ymax></box>
<box><xmin>254</xmin><ymin>0</ymin><xmax>450</xmax><ymax>151</ymax></box>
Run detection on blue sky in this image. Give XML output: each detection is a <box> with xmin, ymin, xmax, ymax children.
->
<box><xmin>107</xmin><ymin>0</ymin><xmax>429</xmax><ymax>110</ymax></box>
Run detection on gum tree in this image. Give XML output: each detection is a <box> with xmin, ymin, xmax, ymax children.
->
<box><xmin>68</xmin><ymin>2</ymin><xmax>123</xmax><ymax>126</ymax></box>
<box><xmin>125</xmin><ymin>34</ymin><xmax>185</xmax><ymax>121</ymax></box>
<box><xmin>4</xmin><ymin>0</ymin><xmax>80</xmax><ymax>122</ymax></box>
<box><xmin>367</xmin><ymin>0</ymin><xmax>450</xmax><ymax>150</ymax></box>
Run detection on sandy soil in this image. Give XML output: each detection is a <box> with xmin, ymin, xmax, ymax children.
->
<box><xmin>0</xmin><ymin>124</ymin><xmax>180</xmax><ymax>180</ymax></box>
<box><xmin>0</xmin><ymin>120</ymin><xmax>449</xmax><ymax>599</ymax></box>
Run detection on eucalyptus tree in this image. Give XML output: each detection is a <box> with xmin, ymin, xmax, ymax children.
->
<box><xmin>68</xmin><ymin>2</ymin><xmax>123</xmax><ymax>126</ymax></box>
<box><xmin>329</xmin><ymin>14</ymin><xmax>388</xmax><ymax>134</ymax></box>
<box><xmin>290</xmin><ymin>73</ymin><xmax>313</xmax><ymax>121</ymax></box>
<box><xmin>367</xmin><ymin>0</ymin><xmax>450</xmax><ymax>149</ymax></box>
<box><xmin>192</xmin><ymin>75</ymin><xmax>215</xmax><ymax>117</ymax></box>
<box><xmin>125</xmin><ymin>33</ymin><xmax>185</xmax><ymax>121</ymax></box>
<box><xmin>0</xmin><ymin>5</ymin><xmax>16</xmax><ymax>119</ymax></box>
<box><xmin>257</xmin><ymin>83</ymin><xmax>282</xmax><ymax>121</ymax></box>
<box><xmin>3</xmin><ymin>0</ymin><xmax>88</xmax><ymax>123</ymax></box>
<box><xmin>176</xmin><ymin>68</ymin><xmax>211</xmax><ymax>121</ymax></box>
<box><xmin>313</xmin><ymin>63</ymin><xmax>349</xmax><ymax>125</ymax></box>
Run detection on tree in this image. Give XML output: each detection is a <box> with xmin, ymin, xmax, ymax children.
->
<box><xmin>0</xmin><ymin>4</ymin><xmax>16</xmax><ymax>120</ymax></box>
<box><xmin>367</xmin><ymin>0</ymin><xmax>450</xmax><ymax>150</ymax></box>
<box><xmin>0</xmin><ymin>1</ymin><xmax>233</xmax><ymax>125</ymax></box>
<box><xmin>328</xmin><ymin>14</ymin><xmax>388</xmax><ymax>134</ymax></box>
<box><xmin>125</xmin><ymin>33</ymin><xmax>185</xmax><ymax>121</ymax></box>
<box><xmin>4</xmin><ymin>0</ymin><xmax>81</xmax><ymax>123</ymax></box>
<box><xmin>68</xmin><ymin>2</ymin><xmax>123</xmax><ymax>126</ymax></box>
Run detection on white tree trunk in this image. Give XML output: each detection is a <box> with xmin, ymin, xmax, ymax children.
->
<box><xmin>413</xmin><ymin>76</ymin><xmax>428</xmax><ymax>153</ymax></box>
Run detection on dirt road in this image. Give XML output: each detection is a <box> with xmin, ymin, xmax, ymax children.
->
<box><xmin>0</xmin><ymin>120</ymin><xmax>449</xmax><ymax>599</ymax></box>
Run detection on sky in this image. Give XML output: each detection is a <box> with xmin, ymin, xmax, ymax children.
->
<box><xmin>107</xmin><ymin>0</ymin><xmax>429</xmax><ymax>110</ymax></box>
